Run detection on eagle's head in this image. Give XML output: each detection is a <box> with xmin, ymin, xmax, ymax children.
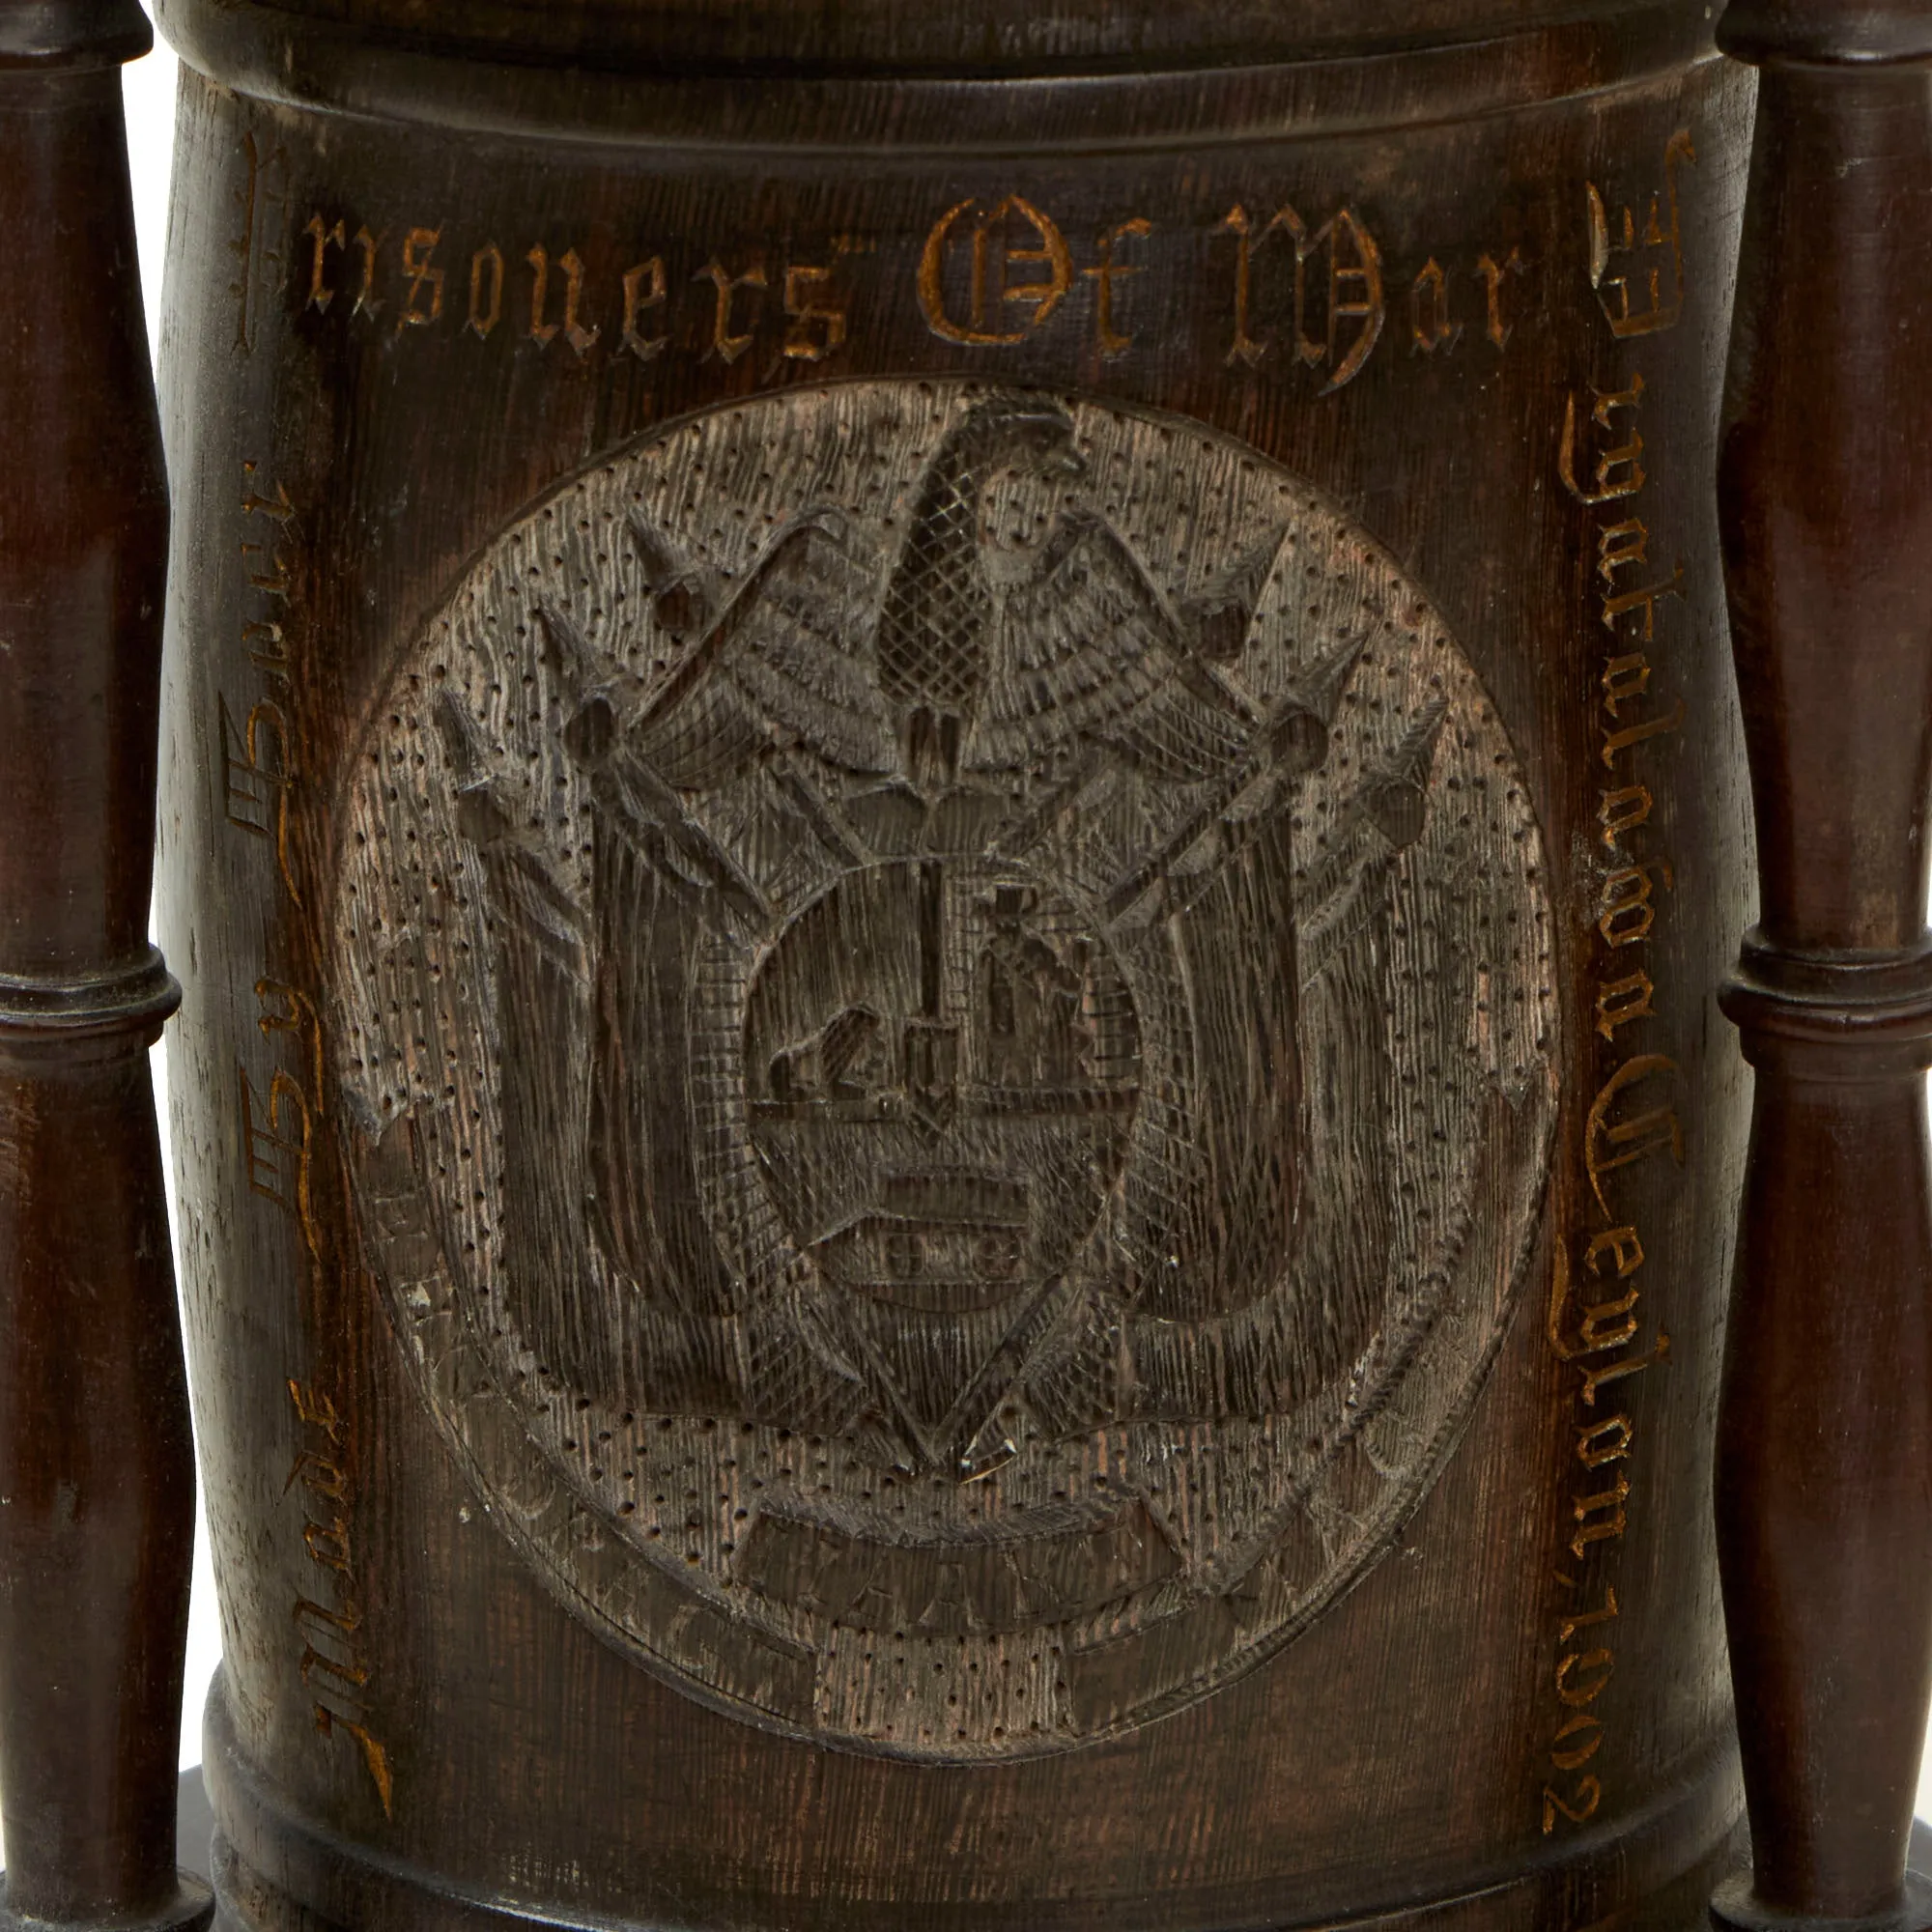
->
<box><xmin>953</xmin><ymin>394</ymin><xmax>1086</xmax><ymax>486</ymax></box>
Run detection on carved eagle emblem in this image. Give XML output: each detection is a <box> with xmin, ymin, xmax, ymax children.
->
<box><xmin>440</xmin><ymin>393</ymin><xmax>1443</xmax><ymax>1479</ymax></box>
<box><xmin>339</xmin><ymin>382</ymin><xmax>1555</xmax><ymax>1752</ymax></box>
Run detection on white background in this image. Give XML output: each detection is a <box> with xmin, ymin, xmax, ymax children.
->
<box><xmin>109</xmin><ymin>8</ymin><xmax>1932</xmax><ymax>1825</ymax></box>
<box><xmin>122</xmin><ymin>14</ymin><xmax>225</xmax><ymax>1779</ymax></box>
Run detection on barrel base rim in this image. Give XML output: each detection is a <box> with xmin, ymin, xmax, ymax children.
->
<box><xmin>208</xmin><ymin>1828</ymin><xmax>1747</xmax><ymax>1932</ymax></box>
<box><xmin>202</xmin><ymin>1666</ymin><xmax>1747</xmax><ymax>1932</ymax></box>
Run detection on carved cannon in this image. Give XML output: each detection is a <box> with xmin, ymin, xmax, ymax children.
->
<box><xmin>0</xmin><ymin>0</ymin><xmax>1926</xmax><ymax>1927</ymax></box>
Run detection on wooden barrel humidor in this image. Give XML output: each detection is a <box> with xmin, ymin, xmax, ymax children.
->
<box><xmin>32</xmin><ymin>2</ymin><xmax>1932</xmax><ymax>1929</ymax></box>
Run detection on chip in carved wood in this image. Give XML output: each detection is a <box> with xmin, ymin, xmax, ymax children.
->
<box><xmin>330</xmin><ymin>382</ymin><xmax>1557</xmax><ymax>1758</ymax></box>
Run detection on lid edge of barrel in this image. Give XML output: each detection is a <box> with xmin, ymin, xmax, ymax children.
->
<box><xmin>163</xmin><ymin>0</ymin><xmax>1715</xmax><ymax>75</ymax></box>
<box><xmin>156</xmin><ymin>0</ymin><xmax>1723</xmax><ymax>152</ymax></box>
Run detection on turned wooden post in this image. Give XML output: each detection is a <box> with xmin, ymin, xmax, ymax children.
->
<box><xmin>0</xmin><ymin>5</ymin><xmax>211</xmax><ymax>1930</ymax></box>
<box><xmin>1714</xmin><ymin>4</ymin><xmax>1932</xmax><ymax>1927</ymax></box>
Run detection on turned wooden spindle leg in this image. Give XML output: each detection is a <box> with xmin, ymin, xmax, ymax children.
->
<box><xmin>1713</xmin><ymin>7</ymin><xmax>1932</xmax><ymax>1929</ymax></box>
<box><xmin>0</xmin><ymin>7</ymin><xmax>211</xmax><ymax>1931</ymax></box>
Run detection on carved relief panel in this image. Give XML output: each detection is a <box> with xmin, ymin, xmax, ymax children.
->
<box><xmin>330</xmin><ymin>382</ymin><xmax>1555</xmax><ymax>1754</ymax></box>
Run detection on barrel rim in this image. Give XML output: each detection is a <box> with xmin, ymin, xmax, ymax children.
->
<box><xmin>199</xmin><ymin>1669</ymin><xmax>1747</xmax><ymax>1932</ymax></box>
<box><xmin>156</xmin><ymin>0</ymin><xmax>1721</xmax><ymax>153</ymax></box>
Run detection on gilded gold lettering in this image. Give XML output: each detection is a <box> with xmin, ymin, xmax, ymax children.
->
<box><xmin>611</xmin><ymin>258</ymin><xmax>665</xmax><ymax>363</ymax></box>
<box><xmin>1602</xmin><ymin>653</ymin><xmax>1652</xmax><ymax>719</ymax></box>
<box><xmin>1599</xmin><ymin>861</ymin><xmax>1666</xmax><ymax>949</ymax></box>
<box><xmin>285</xmin><ymin>1449</ymin><xmax>349</xmax><ymax>1502</ymax></box>
<box><xmin>293</xmin><ymin>1595</ymin><xmax>360</xmax><ymax>1638</ymax></box>
<box><xmin>240</xmin><ymin>541</ymin><xmax>289</xmax><ymax>603</ymax></box>
<box><xmin>1577</xmin><ymin>1413</ymin><xmax>1634</xmax><ymax>1469</ymax></box>
<box><xmin>784</xmin><ymin>245</ymin><xmax>853</xmax><ymax>363</ymax></box>
<box><xmin>468</xmin><ymin>244</ymin><xmax>504</xmax><ymax>339</ymax></box>
<box><xmin>1598</xmin><ymin>783</ymin><xmax>1653</xmax><ymax>850</ymax></box>
<box><xmin>287</xmin><ymin>1380</ymin><xmax>344</xmax><ymax>1443</ymax></box>
<box><xmin>1409</xmin><ymin>257</ymin><xmax>1459</xmax><ymax>354</ymax></box>
<box><xmin>1476</xmin><ymin>246</ymin><xmax>1525</xmax><ymax>349</ymax></box>
<box><xmin>1550</xmin><ymin>1240</ymin><xmax>1643</xmax><ymax>1362</ymax></box>
<box><xmin>1321</xmin><ymin>210</ymin><xmax>1383</xmax><ymax>392</ymax></box>
<box><xmin>1598</xmin><ymin>518</ymin><xmax>1647</xmax><ymax>583</ymax></box>
<box><xmin>1584</xmin><ymin>1054</ymin><xmax>1683</xmax><ymax>1217</ymax></box>
<box><xmin>240</xmin><ymin>515</ymin><xmax>290</xmax><ymax>598</ymax></box>
<box><xmin>1214</xmin><ymin>201</ymin><xmax>1382</xmax><ymax>388</ymax></box>
<box><xmin>303</xmin><ymin>214</ymin><xmax>345</xmax><ymax>313</ymax></box>
<box><xmin>1217</xmin><ymin>205</ymin><xmax>1268</xmax><ymax>368</ymax></box>
<box><xmin>526</xmin><ymin>244</ymin><xmax>558</xmax><ymax>345</ymax></box>
<box><xmin>299</xmin><ymin>1643</ymin><xmax>369</xmax><ymax>1692</ymax></box>
<box><xmin>696</xmin><ymin>257</ymin><xmax>768</xmax><ymax>364</ymax></box>
<box><xmin>920</xmin><ymin>196</ymin><xmax>1073</xmax><ymax>347</ymax></box>
<box><xmin>351</xmin><ymin>225</ymin><xmax>384</xmax><ymax>321</ymax></box>
<box><xmin>1543</xmin><ymin>1775</ymin><xmax>1603</xmax><ymax>1833</ymax></box>
<box><xmin>1578</xmin><ymin>1335</ymin><xmax>1668</xmax><ymax>1408</ymax></box>
<box><xmin>241</xmin><ymin>466</ymin><xmax>296</xmax><ymax>525</ymax></box>
<box><xmin>1083</xmin><ymin>217</ymin><xmax>1151</xmax><ymax>359</ymax></box>
<box><xmin>311</xmin><ymin>1705</ymin><xmax>394</xmax><ymax>1818</ymax></box>
<box><xmin>1278</xmin><ymin>206</ymin><xmax>1331</xmax><ymax>370</ymax></box>
<box><xmin>1585</xmin><ymin>1227</ymin><xmax>1644</xmax><ymax>1278</ymax></box>
<box><xmin>257</xmin><ymin>978</ymin><xmax>325</xmax><ymax>1107</ymax></box>
<box><xmin>1556</xmin><ymin>1646</ymin><xmax>1615</xmax><ymax>1706</ymax></box>
<box><xmin>290</xmin><ymin>1382</ymin><xmax>384</xmax><ymax>1813</ymax></box>
<box><xmin>556</xmin><ymin>248</ymin><xmax>598</xmax><ymax>355</ymax></box>
<box><xmin>218</xmin><ymin>695</ymin><xmax>302</xmax><ymax>903</ymax></box>
<box><xmin>1589</xmin><ymin>130</ymin><xmax>1694</xmax><ymax>339</ymax></box>
<box><xmin>1550</xmin><ymin>1712</ymin><xmax>1605</xmax><ymax>1770</ymax></box>
<box><xmin>242</xmin><ymin>619</ymin><xmax>290</xmax><ymax>681</ymax></box>
<box><xmin>1594</xmin><ymin>967</ymin><xmax>1658</xmax><ymax>1040</ymax></box>
<box><xmin>1569</xmin><ymin>1477</ymin><xmax>1632</xmax><ymax>1559</ymax></box>
<box><xmin>398</xmin><ymin>226</ymin><xmax>444</xmax><ymax>330</ymax></box>
<box><xmin>1557</xmin><ymin>1584</ymin><xmax>1619</xmax><ymax>1642</ymax></box>
<box><xmin>241</xmin><ymin>1065</ymin><xmax>322</xmax><ymax>1259</ymax></box>
<box><xmin>1601</xmin><ymin>699</ymin><xmax>1685</xmax><ymax>770</ymax></box>
<box><xmin>219</xmin><ymin>694</ymin><xmax>292</xmax><ymax>835</ymax></box>
<box><xmin>1575</xmin><ymin>1289</ymin><xmax>1639</xmax><ymax>1356</ymax></box>
<box><xmin>527</xmin><ymin>245</ymin><xmax>598</xmax><ymax>355</ymax></box>
<box><xmin>1560</xmin><ymin>397</ymin><xmax>1644</xmax><ymax>505</ymax></box>
<box><xmin>1602</xmin><ymin>564</ymin><xmax>1685</xmax><ymax>643</ymax></box>
<box><xmin>303</xmin><ymin>1516</ymin><xmax>353</xmax><ymax>1573</ymax></box>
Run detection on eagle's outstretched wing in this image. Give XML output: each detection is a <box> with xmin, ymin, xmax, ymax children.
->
<box><xmin>1178</xmin><ymin>531</ymin><xmax>1288</xmax><ymax>662</ymax></box>
<box><xmin>628</xmin><ymin>509</ymin><xmax>897</xmax><ymax>790</ymax></box>
<box><xmin>974</xmin><ymin>509</ymin><xmax>1259</xmax><ymax>783</ymax></box>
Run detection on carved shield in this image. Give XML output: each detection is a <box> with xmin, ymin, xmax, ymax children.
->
<box><xmin>334</xmin><ymin>382</ymin><xmax>1556</xmax><ymax>1758</ymax></box>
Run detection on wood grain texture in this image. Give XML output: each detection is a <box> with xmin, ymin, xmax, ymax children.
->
<box><xmin>1712</xmin><ymin>14</ymin><xmax>1932</xmax><ymax>1931</ymax></box>
<box><xmin>153</xmin><ymin>0</ymin><xmax>1705</xmax><ymax>81</ymax></box>
<box><xmin>0</xmin><ymin>7</ymin><xmax>211</xmax><ymax>1930</ymax></box>
<box><xmin>150</xmin><ymin>5</ymin><xmax>1755</xmax><ymax>1928</ymax></box>
<box><xmin>330</xmin><ymin>383</ymin><xmax>1557</xmax><ymax>1758</ymax></box>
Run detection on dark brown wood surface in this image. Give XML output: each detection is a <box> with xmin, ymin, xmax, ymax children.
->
<box><xmin>17</xmin><ymin>0</ymin><xmax>1932</xmax><ymax>1923</ymax></box>
<box><xmin>153</xmin><ymin>0</ymin><xmax>1705</xmax><ymax>82</ymax></box>
<box><xmin>1713</xmin><ymin>4</ymin><xmax>1932</xmax><ymax>1928</ymax></box>
<box><xmin>138</xmin><ymin>4</ymin><xmax>1763</xmax><ymax>1927</ymax></box>
<box><xmin>0</xmin><ymin>5</ymin><xmax>210</xmax><ymax>1930</ymax></box>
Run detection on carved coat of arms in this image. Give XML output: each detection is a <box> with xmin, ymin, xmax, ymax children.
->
<box><xmin>334</xmin><ymin>383</ymin><xmax>1555</xmax><ymax>1757</ymax></box>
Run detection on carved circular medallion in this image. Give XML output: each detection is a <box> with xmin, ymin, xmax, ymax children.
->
<box><xmin>332</xmin><ymin>382</ymin><xmax>1556</xmax><ymax>1759</ymax></box>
